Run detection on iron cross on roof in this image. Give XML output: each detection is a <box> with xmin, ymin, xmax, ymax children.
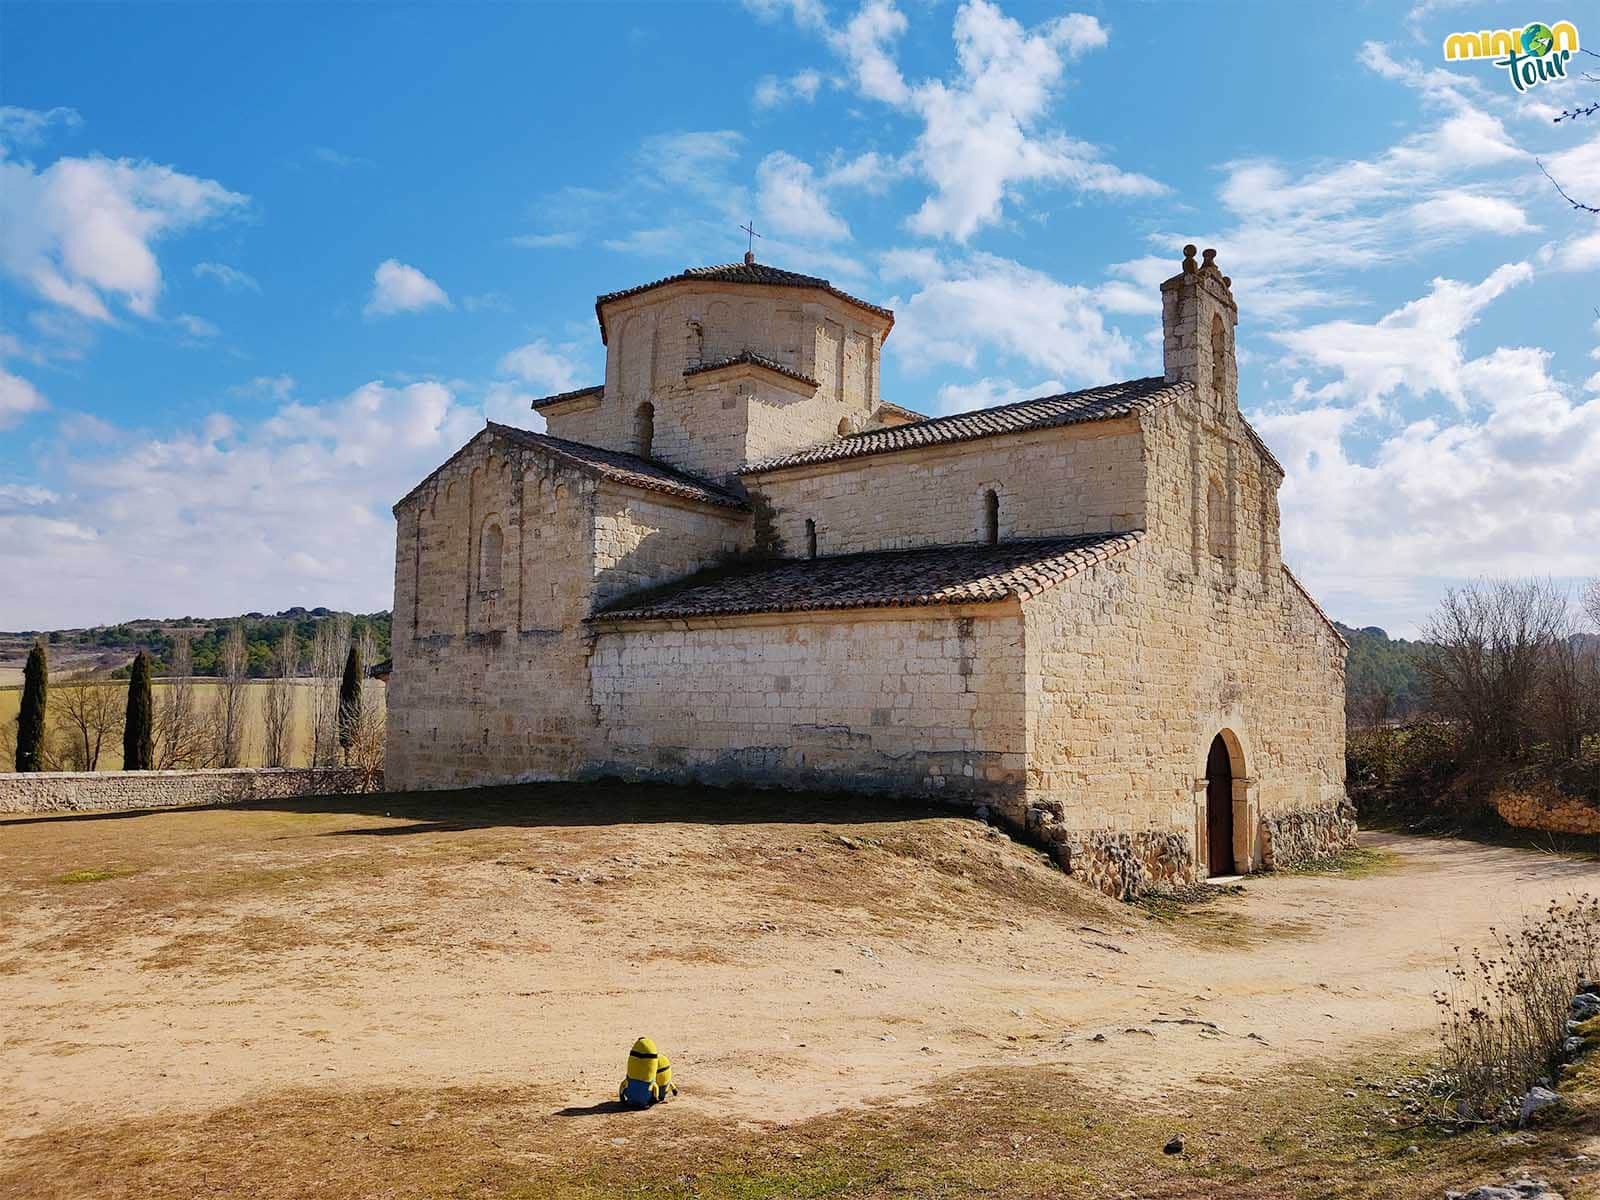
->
<box><xmin>739</xmin><ymin>219</ymin><xmax>762</xmax><ymax>262</ymax></box>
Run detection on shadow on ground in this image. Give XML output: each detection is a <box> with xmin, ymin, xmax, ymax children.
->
<box><xmin>0</xmin><ymin>780</ymin><xmax>966</xmax><ymax>838</ymax></box>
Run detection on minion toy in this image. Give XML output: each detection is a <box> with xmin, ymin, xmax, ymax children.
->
<box><xmin>619</xmin><ymin>1036</ymin><xmax>660</xmax><ymax>1109</ymax></box>
<box><xmin>654</xmin><ymin>1051</ymin><xmax>677</xmax><ymax>1102</ymax></box>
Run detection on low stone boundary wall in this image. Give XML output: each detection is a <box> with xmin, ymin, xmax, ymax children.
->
<box><xmin>1260</xmin><ymin>805</ymin><xmax>1359</xmax><ymax>869</ymax></box>
<box><xmin>0</xmin><ymin>767</ymin><xmax>376</xmax><ymax>814</ymax></box>
<box><xmin>1496</xmin><ymin>788</ymin><xmax>1600</xmax><ymax>836</ymax></box>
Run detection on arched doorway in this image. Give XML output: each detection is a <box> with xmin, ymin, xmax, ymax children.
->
<box><xmin>1205</xmin><ymin>734</ymin><xmax>1235</xmax><ymax>876</ymax></box>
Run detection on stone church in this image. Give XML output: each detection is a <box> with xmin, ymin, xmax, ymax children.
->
<box><xmin>387</xmin><ymin>245</ymin><xmax>1353</xmax><ymax>897</ymax></box>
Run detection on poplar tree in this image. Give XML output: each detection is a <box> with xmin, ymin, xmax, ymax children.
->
<box><xmin>16</xmin><ymin>642</ymin><xmax>48</xmax><ymax>772</ymax></box>
<box><xmin>123</xmin><ymin>651</ymin><xmax>154</xmax><ymax>770</ymax></box>
<box><xmin>337</xmin><ymin>643</ymin><xmax>363</xmax><ymax>760</ymax></box>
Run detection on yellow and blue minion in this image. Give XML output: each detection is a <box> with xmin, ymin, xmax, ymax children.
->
<box><xmin>654</xmin><ymin>1051</ymin><xmax>677</xmax><ymax>1102</ymax></box>
<box><xmin>619</xmin><ymin>1036</ymin><xmax>660</xmax><ymax>1109</ymax></box>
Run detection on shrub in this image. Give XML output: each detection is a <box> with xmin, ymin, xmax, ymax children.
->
<box><xmin>1433</xmin><ymin>895</ymin><xmax>1600</xmax><ymax>1122</ymax></box>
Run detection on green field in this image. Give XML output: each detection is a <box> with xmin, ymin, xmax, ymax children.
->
<box><xmin>0</xmin><ymin>679</ymin><xmax>383</xmax><ymax>771</ymax></box>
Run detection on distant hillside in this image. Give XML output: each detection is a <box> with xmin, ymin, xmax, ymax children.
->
<box><xmin>1335</xmin><ymin>623</ymin><xmax>1431</xmax><ymax>721</ymax></box>
<box><xmin>0</xmin><ymin>608</ymin><xmax>391</xmax><ymax>680</ymax></box>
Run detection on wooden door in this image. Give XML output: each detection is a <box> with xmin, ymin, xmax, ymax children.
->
<box><xmin>1205</xmin><ymin>735</ymin><xmax>1235</xmax><ymax>876</ymax></box>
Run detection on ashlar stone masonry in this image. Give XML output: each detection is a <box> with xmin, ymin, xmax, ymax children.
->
<box><xmin>389</xmin><ymin>249</ymin><xmax>1354</xmax><ymax>896</ymax></box>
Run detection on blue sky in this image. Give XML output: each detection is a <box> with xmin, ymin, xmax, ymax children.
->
<box><xmin>1</xmin><ymin>0</ymin><xmax>1596</xmax><ymax>634</ymax></box>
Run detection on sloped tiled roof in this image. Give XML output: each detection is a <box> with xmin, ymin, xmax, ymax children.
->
<box><xmin>594</xmin><ymin>260</ymin><xmax>894</xmax><ymax>343</ymax></box>
<box><xmin>684</xmin><ymin>350</ymin><xmax>819</xmax><ymax>388</ymax></box>
<box><xmin>530</xmin><ymin>384</ymin><xmax>604</xmax><ymax>412</ymax></box>
<box><xmin>486</xmin><ymin>423</ymin><xmax>747</xmax><ymax>509</ymax></box>
<box><xmin>394</xmin><ymin>423</ymin><xmax>748</xmax><ymax>513</ymax></box>
<box><xmin>591</xmin><ymin>532</ymin><xmax>1143</xmax><ymax>623</ymax></box>
<box><xmin>742</xmin><ymin>377</ymin><xmax>1191</xmax><ymax>474</ymax></box>
<box><xmin>872</xmin><ymin>400</ymin><xmax>927</xmax><ymax>424</ymax></box>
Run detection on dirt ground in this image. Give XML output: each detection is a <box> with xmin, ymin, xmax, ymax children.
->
<box><xmin>3</xmin><ymin>784</ymin><xmax>1599</xmax><ymax>1197</ymax></box>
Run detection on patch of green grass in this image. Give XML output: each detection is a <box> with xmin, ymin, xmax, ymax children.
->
<box><xmin>1277</xmin><ymin>845</ymin><xmax>1401</xmax><ymax>878</ymax></box>
<box><xmin>54</xmin><ymin>865</ymin><xmax>137</xmax><ymax>884</ymax></box>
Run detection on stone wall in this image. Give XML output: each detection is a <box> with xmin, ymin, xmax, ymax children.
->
<box><xmin>747</xmin><ymin>418</ymin><xmax>1147</xmax><ymax>558</ymax></box>
<box><xmin>389</xmin><ymin>431</ymin><xmax>599</xmax><ymax>790</ymax></box>
<box><xmin>0</xmin><ymin>767</ymin><xmax>370</xmax><ymax>815</ymax></box>
<box><xmin>591</xmin><ymin>486</ymin><xmax>748</xmax><ymax>610</ymax></box>
<box><xmin>1496</xmin><ymin>788</ymin><xmax>1600</xmax><ymax>836</ymax></box>
<box><xmin>1260</xmin><ymin>806</ymin><xmax>1359</xmax><ymax>868</ymax></box>
<box><xmin>587</xmin><ymin>606</ymin><xmax>1029</xmax><ymax>804</ymax></box>
<box><xmin>390</xmin><ymin>428</ymin><xmax>757</xmax><ymax>792</ymax></box>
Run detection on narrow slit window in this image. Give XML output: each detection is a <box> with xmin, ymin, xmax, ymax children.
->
<box><xmin>634</xmin><ymin>402</ymin><xmax>655</xmax><ymax>459</ymax></box>
<box><xmin>805</xmin><ymin>519</ymin><xmax>817</xmax><ymax>559</ymax></box>
<box><xmin>1210</xmin><ymin>313</ymin><xmax>1227</xmax><ymax>418</ymax></box>
<box><xmin>983</xmin><ymin>489</ymin><xmax>999</xmax><ymax>545</ymax></box>
<box><xmin>479</xmin><ymin>522</ymin><xmax>504</xmax><ymax>591</ymax></box>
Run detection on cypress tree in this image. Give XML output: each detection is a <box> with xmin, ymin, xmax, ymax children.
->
<box><xmin>123</xmin><ymin>651</ymin><xmax>154</xmax><ymax>770</ymax></box>
<box><xmin>16</xmin><ymin>642</ymin><xmax>47</xmax><ymax>772</ymax></box>
<box><xmin>337</xmin><ymin>643</ymin><xmax>363</xmax><ymax>758</ymax></box>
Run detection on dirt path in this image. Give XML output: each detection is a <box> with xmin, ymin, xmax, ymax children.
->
<box><xmin>3</xmin><ymin>787</ymin><xmax>1598</xmax><ymax>1146</ymax></box>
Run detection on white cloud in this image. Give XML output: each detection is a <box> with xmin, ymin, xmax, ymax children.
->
<box><xmin>497</xmin><ymin>339</ymin><xmax>585</xmax><ymax>392</ymax></box>
<box><xmin>1257</xmin><ymin>270</ymin><xmax>1600</xmax><ymax>632</ymax></box>
<box><xmin>194</xmin><ymin>261</ymin><xmax>260</xmax><ymax>292</ymax></box>
<box><xmin>59</xmin><ymin>411</ymin><xmax>118</xmax><ymax>442</ymax></box>
<box><xmin>754</xmin><ymin>68</ymin><xmax>824</xmax><ymax>108</ymax></box>
<box><xmin>0</xmin><ymin>366</ymin><xmax>48</xmax><ymax>430</ymax></box>
<box><xmin>0</xmin><ymin>105</ymin><xmax>82</xmax><ymax>148</ymax></box>
<box><xmin>1274</xmin><ymin>263</ymin><xmax>1533</xmax><ymax>412</ymax></box>
<box><xmin>1114</xmin><ymin>43</ymin><xmax>1553</xmax><ymax>323</ymax></box>
<box><xmin>772</xmin><ymin>0</ymin><xmax>1160</xmax><ymax>242</ymax></box>
<box><xmin>883</xmin><ymin>250</ymin><xmax>1139</xmax><ymax>389</ymax></box>
<box><xmin>0</xmin><ymin>483</ymin><xmax>59</xmax><ymax>509</ymax></box>
<box><xmin>509</xmin><ymin>231</ymin><xmax>581</xmax><ymax>249</ymax></box>
<box><xmin>0</xmin><ymin>379</ymin><xmax>519</xmax><ymax>627</ymax></box>
<box><xmin>935</xmin><ymin>375</ymin><xmax>1063</xmax><ymax>413</ymax></box>
<box><xmin>364</xmin><ymin>259</ymin><xmax>451</xmax><ymax>317</ymax></box>
<box><xmin>175</xmin><ymin>312</ymin><xmax>220</xmax><ymax>339</ymax></box>
<box><xmin>906</xmin><ymin>2</ymin><xmax>1159</xmax><ymax>240</ymax></box>
<box><xmin>231</xmin><ymin>374</ymin><xmax>296</xmax><ymax>402</ymax></box>
<box><xmin>756</xmin><ymin>151</ymin><xmax>851</xmax><ymax>241</ymax></box>
<box><xmin>309</xmin><ymin>146</ymin><xmax>373</xmax><ymax>169</ymax></box>
<box><xmin>0</xmin><ymin>153</ymin><xmax>246</xmax><ymax>321</ymax></box>
<box><xmin>1406</xmin><ymin>190</ymin><xmax>1533</xmax><ymax>236</ymax></box>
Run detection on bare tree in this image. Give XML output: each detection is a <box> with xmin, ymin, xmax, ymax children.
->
<box><xmin>217</xmin><ymin>621</ymin><xmax>249</xmax><ymax>767</ymax></box>
<box><xmin>155</xmin><ymin>635</ymin><xmax>217</xmax><ymax>769</ymax></box>
<box><xmin>1421</xmin><ymin>578</ymin><xmax>1568</xmax><ymax>761</ymax></box>
<box><xmin>1585</xmin><ymin>578</ymin><xmax>1600</xmax><ymax>632</ymax></box>
<box><xmin>309</xmin><ymin>614</ymin><xmax>351</xmax><ymax>767</ymax></box>
<box><xmin>264</xmin><ymin>626</ymin><xmax>297</xmax><ymax>768</ymax></box>
<box><xmin>344</xmin><ymin>680</ymin><xmax>386</xmax><ymax>791</ymax></box>
<box><xmin>1536</xmin><ymin>626</ymin><xmax>1600</xmax><ymax>761</ymax></box>
<box><xmin>52</xmin><ymin>673</ymin><xmax>126</xmax><ymax>771</ymax></box>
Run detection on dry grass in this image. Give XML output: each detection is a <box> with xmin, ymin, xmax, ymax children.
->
<box><xmin>1435</xmin><ymin>894</ymin><xmax>1600</xmax><ymax>1121</ymax></box>
<box><xmin>0</xmin><ymin>677</ymin><xmax>381</xmax><ymax>770</ymax></box>
<box><xmin>3</xmin><ymin>1051</ymin><xmax>1594</xmax><ymax>1200</ymax></box>
<box><xmin>8</xmin><ymin>789</ymin><xmax>1600</xmax><ymax>1199</ymax></box>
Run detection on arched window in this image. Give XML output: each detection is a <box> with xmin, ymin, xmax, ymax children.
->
<box><xmin>1207</xmin><ymin>479</ymin><xmax>1231</xmax><ymax>561</ymax></box>
<box><xmin>805</xmin><ymin>518</ymin><xmax>817</xmax><ymax>559</ymax></box>
<box><xmin>983</xmin><ymin>489</ymin><xmax>999</xmax><ymax>545</ymax></box>
<box><xmin>634</xmin><ymin>402</ymin><xmax>655</xmax><ymax>459</ymax></box>
<box><xmin>1210</xmin><ymin>313</ymin><xmax>1228</xmax><ymax>419</ymax></box>
<box><xmin>837</xmin><ymin>417</ymin><xmax>851</xmax><ymax>437</ymax></box>
<box><xmin>479</xmin><ymin>521</ymin><xmax>504</xmax><ymax>591</ymax></box>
